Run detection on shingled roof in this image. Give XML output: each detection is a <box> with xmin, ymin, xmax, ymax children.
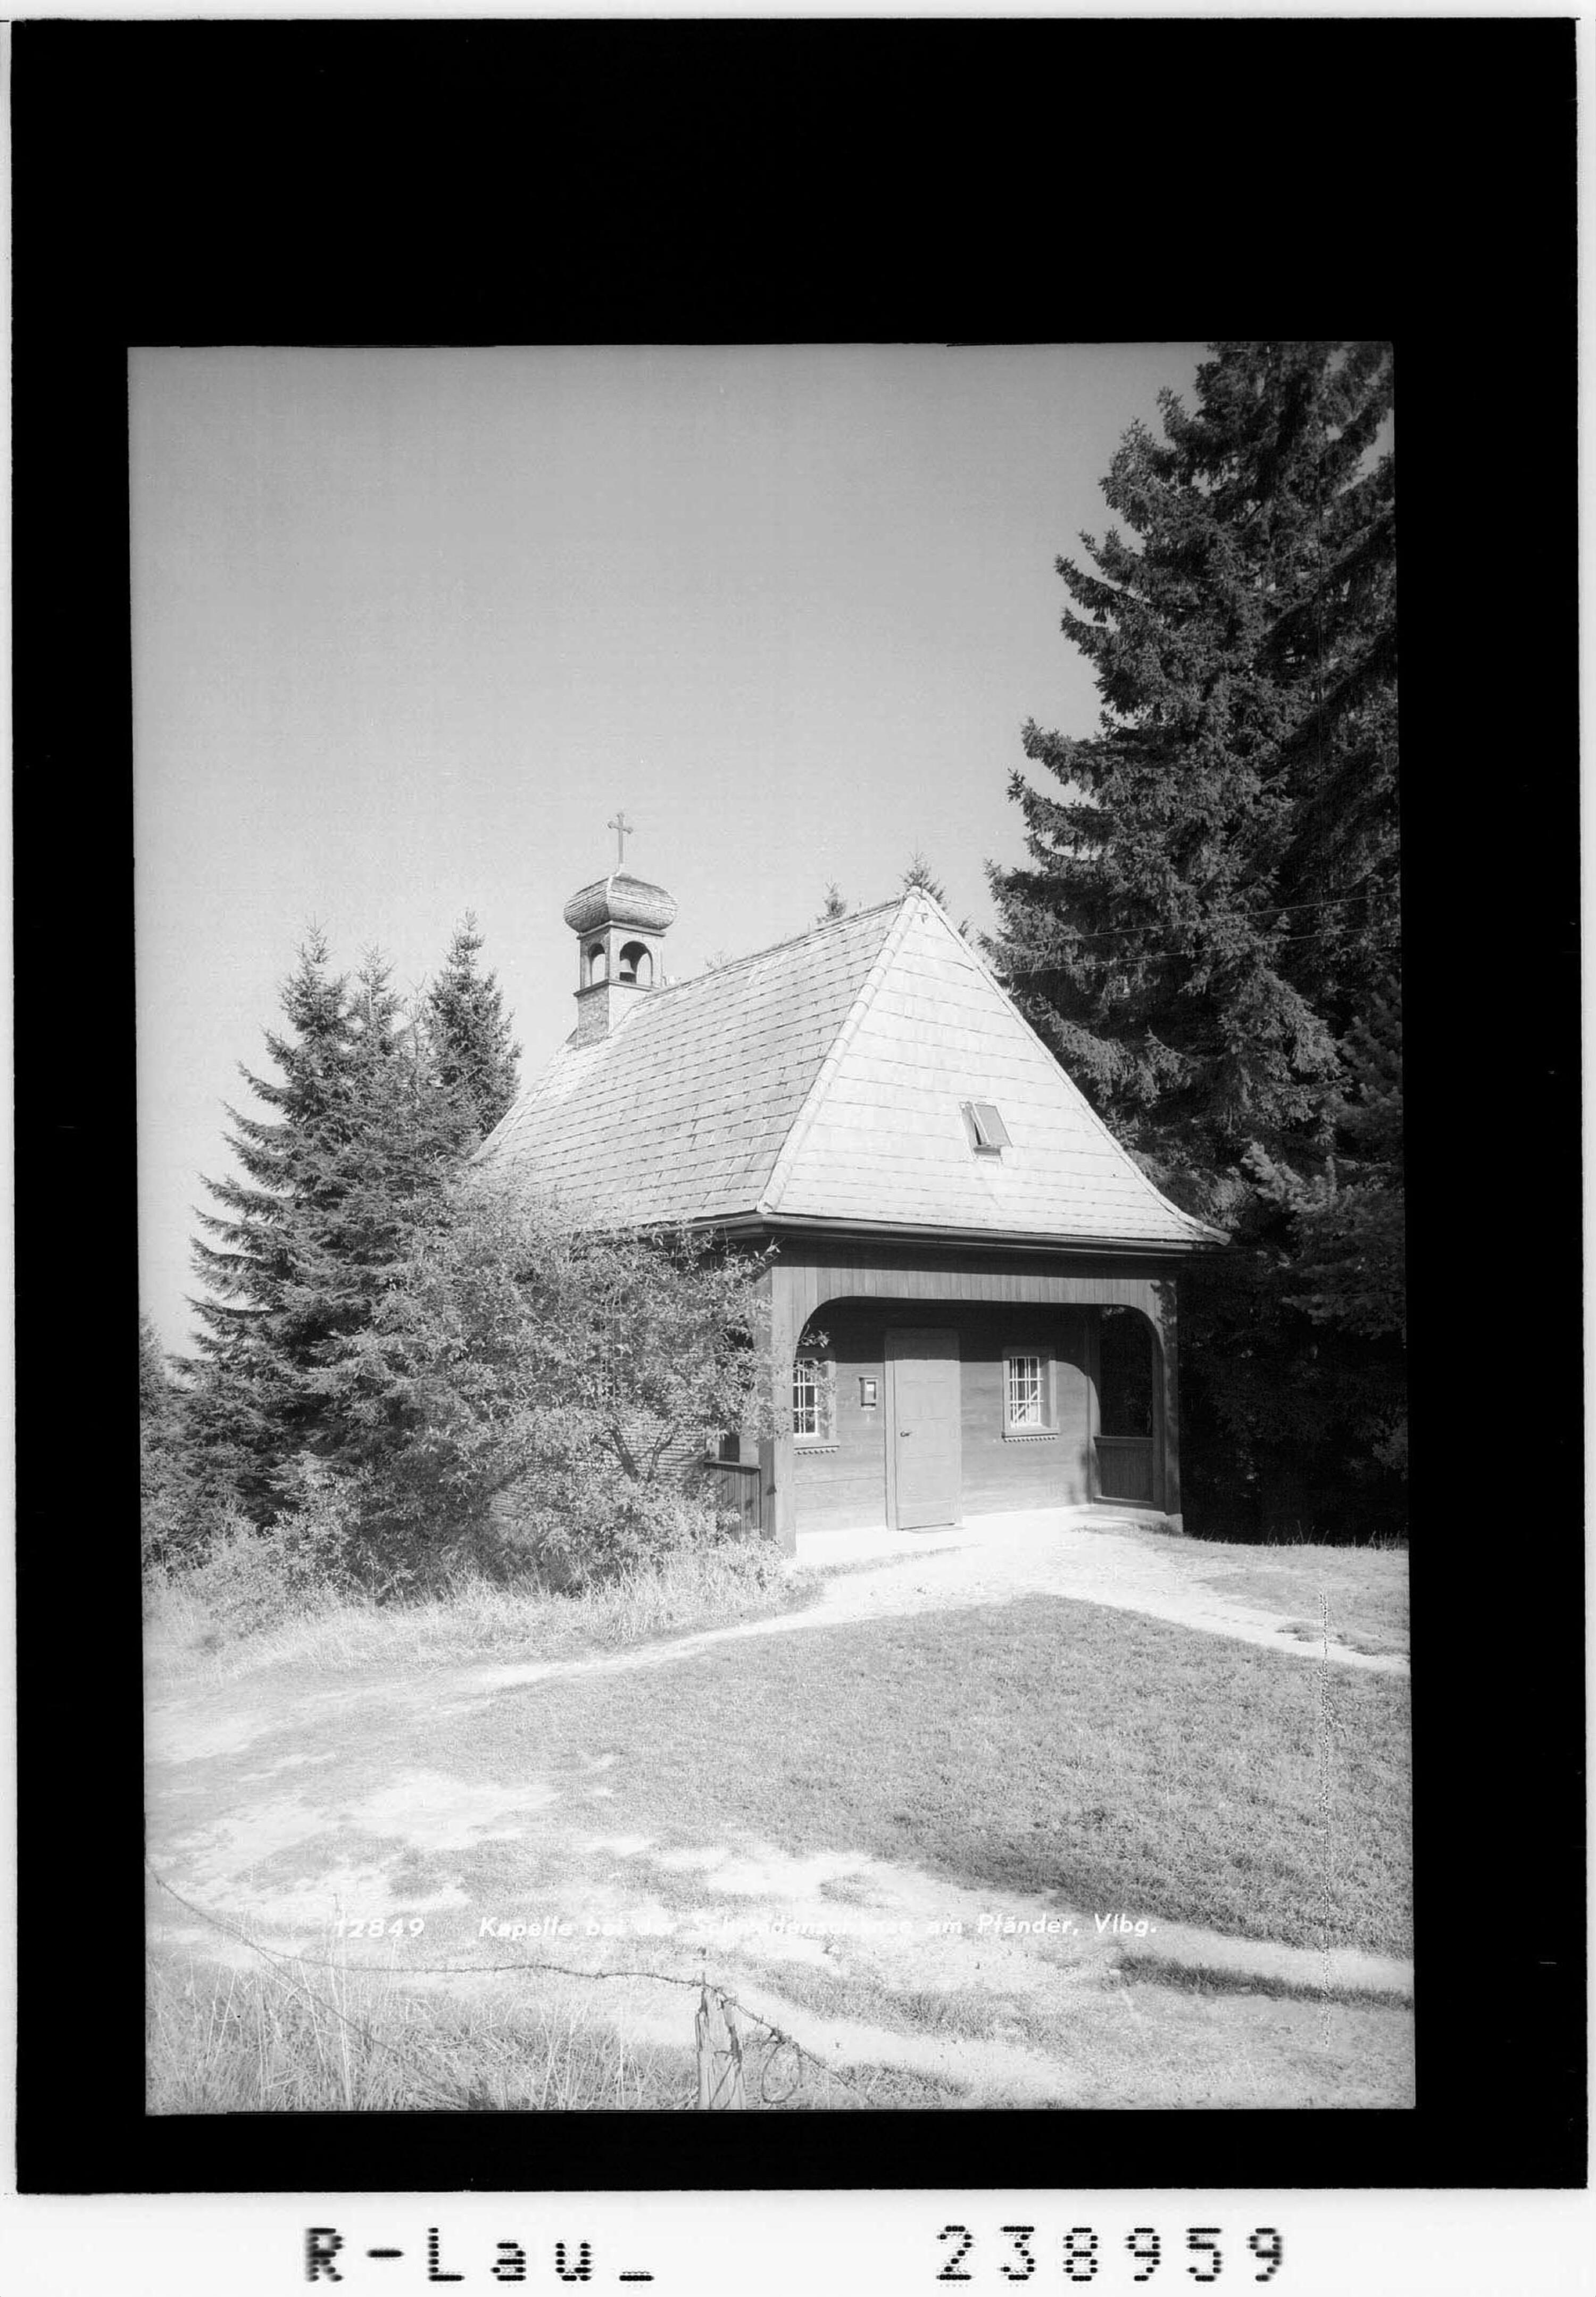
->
<box><xmin>476</xmin><ymin>891</ymin><xmax>1221</xmax><ymax>1250</ymax></box>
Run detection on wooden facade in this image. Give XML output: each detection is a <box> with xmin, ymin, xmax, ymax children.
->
<box><xmin>702</xmin><ymin>1232</ymin><xmax>1184</xmax><ymax>1553</ymax></box>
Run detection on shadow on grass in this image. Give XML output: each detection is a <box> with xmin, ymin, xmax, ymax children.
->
<box><xmin>1123</xmin><ymin>1954</ymin><xmax>1411</xmax><ymax>2009</ymax></box>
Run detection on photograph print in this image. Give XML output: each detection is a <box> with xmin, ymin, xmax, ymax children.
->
<box><xmin>136</xmin><ymin>341</ymin><xmax>1408</xmax><ymax>2117</ymax></box>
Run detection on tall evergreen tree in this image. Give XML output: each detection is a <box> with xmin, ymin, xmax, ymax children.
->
<box><xmin>185</xmin><ymin>930</ymin><xmax>354</xmax><ymax>1505</ymax></box>
<box><xmin>185</xmin><ymin>933</ymin><xmax>466</xmax><ymax>1516</ymax></box>
<box><xmin>424</xmin><ymin>913</ymin><xmax>521</xmax><ymax>1145</ymax></box>
<box><xmin>987</xmin><ymin>343</ymin><xmax>1400</xmax><ymax>1537</ymax></box>
<box><xmin>990</xmin><ymin>341</ymin><xmax>1395</xmax><ymax>1185</ymax></box>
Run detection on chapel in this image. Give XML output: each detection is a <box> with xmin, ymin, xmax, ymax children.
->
<box><xmin>475</xmin><ymin>867</ymin><xmax>1223</xmax><ymax>1553</ymax></box>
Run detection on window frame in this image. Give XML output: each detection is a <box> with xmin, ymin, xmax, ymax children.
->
<box><xmin>961</xmin><ymin>1099</ymin><xmax>1012</xmax><ymax>1154</ymax></box>
<box><xmin>791</xmin><ymin>1352</ymin><xmax>836</xmax><ymax>1446</ymax></box>
<box><xmin>1002</xmin><ymin>1344</ymin><xmax>1057</xmax><ymax>1439</ymax></box>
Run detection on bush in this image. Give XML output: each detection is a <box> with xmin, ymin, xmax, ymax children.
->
<box><xmin>487</xmin><ymin>1456</ymin><xmax>745</xmax><ymax>1591</ymax></box>
<box><xmin>145</xmin><ymin>1515</ymin><xmax>316</xmax><ymax>1643</ymax></box>
<box><xmin>145</xmin><ymin>1459</ymin><xmax>384</xmax><ymax>1644</ymax></box>
<box><xmin>155</xmin><ymin>1184</ymin><xmax>781</xmax><ymax>1599</ymax></box>
<box><xmin>311</xmin><ymin>1182</ymin><xmax>778</xmax><ymax>1589</ymax></box>
<box><xmin>267</xmin><ymin>1454</ymin><xmax>388</xmax><ymax>1589</ymax></box>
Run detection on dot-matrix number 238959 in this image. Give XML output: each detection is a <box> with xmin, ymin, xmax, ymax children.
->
<box><xmin>935</xmin><ymin>2226</ymin><xmax>1285</xmax><ymax>2284</ymax></box>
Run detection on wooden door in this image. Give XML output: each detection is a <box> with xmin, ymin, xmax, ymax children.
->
<box><xmin>888</xmin><ymin>1328</ymin><xmax>962</xmax><ymax>1530</ymax></box>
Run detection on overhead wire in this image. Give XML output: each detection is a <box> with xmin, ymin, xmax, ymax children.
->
<box><xmin>146</xmin><ymin>1856</ymin><xmax>874</xmax><ymax>2109</ymax></box>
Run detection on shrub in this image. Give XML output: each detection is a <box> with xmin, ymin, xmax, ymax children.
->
<box><xmin>487</xmin><ymin>1456</ymin><xmax>746</xmax><ymax>1591</ymax></box>
<box><xmin>156</xmin><ymin>1181</ymin><xmax>782</xmax><ymax>1598</ymax></box>
<box><xmin>145</xmin><ymin>1514</ymin><xmax>313</xmax><ymax>1642</ymax></box>
<box><xmin>320</xmin><ymin>1180</ymin><xmax>779</xmax><ymax>1589</ymax></box>
<box><xmin>145</xmin><ymin>1457</ymin><xmax>387</xmax><ymax>1645</ymax></box>
<box><xmin>266</xmin><ymin>1453</ymin><xmax>390</xmax><ymax>1590</ymax></box>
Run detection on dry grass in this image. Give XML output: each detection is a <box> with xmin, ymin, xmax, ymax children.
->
<box><xmin>145</xmin><ymin>1943</ymin><xmax>957</xmax><ymax>2112</ymax></box>
<box><xmin>144</xmin><ymin>1543</ymin><xmax>820</xmax><ymax>1688</ymax></box>
<box><xmin>145</xmin><ymin>1946</ymin><xmax>691</xmax><ymax>2111</ymax></box>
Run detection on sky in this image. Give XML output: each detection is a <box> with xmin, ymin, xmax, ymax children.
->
<box><xmin>132</xmin><ymin>342</ymin><xmax>1206</xmax><ymax>1351</ymax></box>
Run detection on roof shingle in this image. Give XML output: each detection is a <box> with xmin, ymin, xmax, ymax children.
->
<box><xmin>476</xmin><ymin>892</ymin><xmax>1220</xmax><ymax>1250</ymax></box>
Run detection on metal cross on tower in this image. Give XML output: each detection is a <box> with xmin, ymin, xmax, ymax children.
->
<box><xmin>608</xmin><ymin>810</ymin><xmax>634</xmax><ymax>865</ymax></box>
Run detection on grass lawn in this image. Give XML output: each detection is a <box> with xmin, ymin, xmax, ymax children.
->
<box><xmin>1184</xmin><ymin>1541</ymin><xmax>1409</xmax><ymax>1657</ymax></box>
<box><xmin>147</xmin><ymin>1565</ymin><xmax>1414</xmax><ymax>2110</ymax></box>
<box><xmin>466</xmin><ymin>1594</ymin><xmax>1411</xmax><ymax>1957</ymax></box>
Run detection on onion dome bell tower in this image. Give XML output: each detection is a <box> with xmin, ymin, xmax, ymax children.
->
<box><xmin>563</xmin><ymin>869</ymin><xmax>677</xmax><ymax>1042</ymax></box>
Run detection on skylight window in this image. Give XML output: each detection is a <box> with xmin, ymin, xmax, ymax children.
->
<box><xmin>961</xmin><ymin>1100</ymin><xmax>1012</xmax><ymax>1153</ymax></box>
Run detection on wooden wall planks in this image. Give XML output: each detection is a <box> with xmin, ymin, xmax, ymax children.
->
<box><xmin>780</xmin><ymin>1298</ymin><xmax>1106</xmax><ymax>1530</ymax></box>
<box><xmin>755</xmin><ymin>1240</ymin><xmax>1182</xmax><ymax>1548</ymax></box>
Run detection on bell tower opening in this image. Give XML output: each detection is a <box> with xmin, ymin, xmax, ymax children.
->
<box><xmin>562</xmin><ymin>863</ymin><xmax>677</xmax><ymax>1041</ymax></box>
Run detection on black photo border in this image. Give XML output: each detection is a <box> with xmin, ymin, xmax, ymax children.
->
<box><xmin>12</xmin><ymin>14</ymin><xmax>1584</xmax><ymax>2197</ymax></box>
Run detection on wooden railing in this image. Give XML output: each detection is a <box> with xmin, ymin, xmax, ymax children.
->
<box><xmin>1095</xmin><ymin>1435</ymin><xmax>1157</xmax><ymax>1507</ymax></box>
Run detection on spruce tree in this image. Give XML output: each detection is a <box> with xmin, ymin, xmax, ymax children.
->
<box><xmin>902</xmin><ymin>852</ymin><xmax>949</xmax><ymax>906</ymax></box>
<box><xmin>987</xmin><ymin>343</ymin><xmax>1400</xmax><ymax>1538</ymax></box>
<box><xmin>185</xmin><ymin>930</ymin><xmax>354</xmax><ymax>1505</ymax></box>
<box><xmin>423</xmin><ymin>913</ymin><xmax>521</xmax><ymax>1146</ymax></box>
<box><xmin>185</xmin><ymin>933</ymin><xmax>467</xmax><ymax>1517</ymax></box>
<box><xmin>989</xmin><ymin>341</ymin><xmax>1396</xmax><ymax>1185</ymax></box>
<box><xmin>284</xmin><ymin>950</ymin><xmax>466</xmax><ymax>1355</ymax></box>
<box><xmin>1246</xmin><ymin>987</ymin><xmax>1406</xmax><ymax>1481</ymax></box>
<box><xmin>139</xmin><ymin>1311</ymin><xmax>172</xmax><ymax>1421</ymax></box>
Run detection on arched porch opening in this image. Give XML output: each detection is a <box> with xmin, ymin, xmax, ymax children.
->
<box><xmin>750</xmin><ymin>1248</ymin><xmax>1184</xmax><ymax>1552</ymax></box>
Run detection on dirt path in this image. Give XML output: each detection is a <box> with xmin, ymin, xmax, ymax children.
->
<box><xmin>146</xmin><ymin>1517</ymin><xmax>1412</xmax><ymax>2108</ymax></box>
<box><xmin>458</xmin><ymin>1510</ymin><xmax>1408</xmax><ymax>1701</ymax></box>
